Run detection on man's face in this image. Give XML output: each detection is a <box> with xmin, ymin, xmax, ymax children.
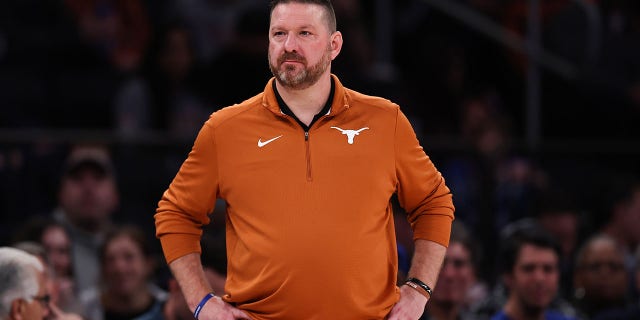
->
<box><xmin>268</xmin><ymin>3</ymin><xmax>341</xmax><ymax>90</ymax></box>
<box><xmin>431</xmin><ymin>242</ymin><xmax>475</xmax><ymax>306</ymax></box>
<box><xmin>505</xmin><ymin>244</ymin><xmax>559</xmax><ymax>311</ymax></box>
<box><xmin>574</xmin><ymin>239</ymin><xmax>627</xmax><ymax>303</ymax></box>
<box><xmin>59</xmin><ymin>168</ymin><xmax>118</xmax><ymax>229</ymax></box>
<box><xmin>17</xmin><ymin>267</ymin><xmax>50</xmax><ymax>320</ymax></box>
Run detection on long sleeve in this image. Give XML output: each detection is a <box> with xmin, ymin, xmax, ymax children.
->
<box><xmin>155</xmin><ymin>120</ymin><xmax>220</xmax><ymax>263</ymax></box>
<box><xmin>394</xmin><ymin>109</ymin><xmax>455</xmax><ymax>247</ymax></box>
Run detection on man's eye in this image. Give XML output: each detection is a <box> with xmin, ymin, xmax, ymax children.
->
<box><xmin>300</xmin><ymin>31</ymin><xmax>311</xmax><ymax>36</ymax></box>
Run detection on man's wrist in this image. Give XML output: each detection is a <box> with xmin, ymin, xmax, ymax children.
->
<box><xmin>404</xmin><ymin>277</ymin><xmax>432</xmax><ymax>299</ymax></box>
<box><xmin>193</xmin><ymin>292</ymin><xmax>216</xmax><ymax>319</ymax></box>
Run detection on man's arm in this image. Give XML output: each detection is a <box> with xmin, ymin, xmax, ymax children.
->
<box><xmin>388</xmin><ymin>239</ymin><xmax>446</xmax><ymax>320</ymax></box>
<box><xmin>170</xmin><ymin>253</ymin><xmax>249</xmax><ymax>320</ymax></box>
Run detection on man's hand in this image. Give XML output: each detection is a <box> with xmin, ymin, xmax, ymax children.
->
<box><xmin>196</xmin><ymin>295</ymin><xmax>250</xmax><ymax>320</ymax></box>
<box><xmin>387</xmin><ymin>284</ymin><xmax>428</xmax><ymax>320</ymax></box>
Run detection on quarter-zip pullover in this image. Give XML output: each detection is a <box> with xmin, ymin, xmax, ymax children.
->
<box><xmin>155</xmin><ymin>75</ymin><xmax>455</xmax><ymax>320</ymax></box>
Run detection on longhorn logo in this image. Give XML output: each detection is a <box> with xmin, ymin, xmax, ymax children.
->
<box><xmin>330</xmin><ymin>127</ymin><xmax>369</xmax><ymax>144</ymax></box>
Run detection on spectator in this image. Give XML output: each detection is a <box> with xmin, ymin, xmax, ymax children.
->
<box><xmin>573</xmin><ymin>234</ymin><xmax>629</xmax><ymax>319</ymax></box>
<box><xmin>0</xmin><ymin>247</ymin><xmax>50</xmax><ymax>320</ymax></box>
<box><xmin>53</xmin><ymin>145</ymin><xmax>120</xmax><ymax>293</ymax></box>
<box><xmin>12</xmin><ymin>217</ymin><xmax>78</xmax><ymax>313</ymax></box>
<box><xmin>79</xmin><ymin>225</ymin><xmax>165</xmax><ymax>320</ymax></box>
<box><xmin>114</xmin><ymin>21</ymin><xmax>211</xmax><ymax>140</ymax></box>
<box><xmin>62</xmin><ymin>0</ymin><xmax>151</xmax><ymax>73</ymax></box>
<box><xmin>598</xmin><ymin>177</ymin><xmax>640</xmax><ymax>270</ymax></box>
<box><xmin>593</xmin><ymin>244</ymin><xmax>640</xmax><ymax>320</ymax></box>
<box><xmin>11</xmin><ymin>242</ymin><xmax>83</xmax><ymax>320</ymax></box>
<box><xmin>490</xmin><ymin>222</ymin><xmax>577</xmax><ymax>320</ymax></box>
<box><xmin>535</xmin><ymin>188</ymin><xmax>581</xmax><ymax>301</ymax></box>
<box><xmin>421</xmin><ymin>221</ymin><xmax>486</xmax><ymax>320</ymax></box>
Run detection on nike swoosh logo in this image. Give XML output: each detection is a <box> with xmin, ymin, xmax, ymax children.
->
<box><xmin>258</xmin><ymin>135</ymin><xmax>283</xmax><ymax>148</ymax></box>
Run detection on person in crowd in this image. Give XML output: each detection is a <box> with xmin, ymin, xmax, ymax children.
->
<box><xmin>114</xmin><ymin>21</ymin><xmax>212</xmax><ymax>140</ymax></box>
<box><xmin>12</xmin><ymin>217</ymin><xmax>78</xmax><ymax>313</ymax></box>
<box><xmin>598</xmin><ymin>177</ymin><xmax>640</xmax><ymax>270</ymax></box>
<box><xmin>0</xmin><ymin>247</ymin><xmax>50</xmax><ymax>320</ymax></box>
<box><xmin>592</xmin><ymin>244</ymin><xmax>640</xmax><ymax>319</ymax></box>
<box><xmin>62</xmin><ymin>0</ymin><xmax>151</xmax><ymax>73</ymax></box>
<box><xmin>11</xmin><ymin>242</ymin><xmax>84</xmax><ymax>320</ymax></box>
<box><xmin>573</xmin><ymin>234</ymin><xmax>629</xmax><ymax>319</ymax></box>
<box><xmin>535</xmin><ymin>188</ymin><xmax>581</xmax><ymax>301</ymax></box>
<box><xmin>53</xmin><ymin>145</ymin><xmax>120</xmax><ymax>293</ymax></box>
<box><xmin>491</xmin><ymin>223</ymin><xmax>576</xmax><ymax>320</ymax></box>
<box><xmin>421</xmin><ymin>222</ymin><xmax>485</xmax><ymax>320</ymax></box>
<box><xmin>154</xmin><ymin>0</ymin><xmax>455</xmax><ymax>319</ymax></box>
<box><xmin>79</xmin><ymin>225</ymin><xmax>165</xmax><ymax>320</ymax></box>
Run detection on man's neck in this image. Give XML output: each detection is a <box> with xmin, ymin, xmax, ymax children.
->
<box><xmin>504</xmin><ymin>297</ymin><xmax>545</xmax><ymax>320</ymax></box>
<box><xmin>275</xmin><ymin>73</ymin><xmax>332</xmax><ymax>126</ymax></box>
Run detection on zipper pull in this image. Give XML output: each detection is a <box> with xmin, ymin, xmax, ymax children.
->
<box><xmin>304</xmin><ymin>131</ymin><xmax>309</xmax><ymax>141</ymax></box>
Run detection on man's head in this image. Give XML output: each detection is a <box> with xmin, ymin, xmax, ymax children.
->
<box><xmin>58</xmin><ymin>145</ymin><xmax>119</xmax><ymax>232</ymax></box>
<box><xmin>500</xmin><ymin>224</ymin><xmax>561</xmax><ymax>315</ymax></box>
<box><xmin>0</xmin><ymin>247</ymin><xmax>50</xmax><ymax>320</ymax></box>
<box><xmin>430</xmin><ymin>222</ymin><xmax>477</xmax><ymax>308</ymax></box>
<box><xmin>99</xmin><ymin>226</ymin><xmax>155</xmax><ymax>297</ymax></box>
<box><xmin>573</xmin><ymin>235</ymin><xmax>627</xmax><ymax>307</ymax></box>
<box><xmin>268</xmin><ymin>0</ymin><xmax>342</xmax><ymax>90</ymax></box>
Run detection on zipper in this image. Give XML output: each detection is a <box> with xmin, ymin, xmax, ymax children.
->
<box><xmin>305</xmin><ymin>131</ymin><xmax>312</xmax><ymax>181</ymax></box>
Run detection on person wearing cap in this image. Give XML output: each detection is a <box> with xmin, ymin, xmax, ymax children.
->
<box><xmin>53</xmin><ymin>145</ymin><xmax>120</xmax><ymax>294</ymax></box>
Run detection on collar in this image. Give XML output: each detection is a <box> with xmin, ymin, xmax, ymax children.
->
<box><xmin>272</xmin><ymin>77</ymin><xmax>334</xmax><ymax>131</ymax></box>
<box><xmin>262</xmin><ymin>74</ymin><xmax>350</xmax><ymax>122</ymax></box>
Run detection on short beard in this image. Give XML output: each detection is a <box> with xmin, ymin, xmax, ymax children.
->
<box><xmin>269</xmin><ymin>46</ymin><xmax>332</xmax><ymax>90</ymax></box>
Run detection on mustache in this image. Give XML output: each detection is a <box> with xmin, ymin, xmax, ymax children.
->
<box><xmin>278</xmin><ymin>52</ymin><xmax>306</xmax><ymax>64</ymax></box>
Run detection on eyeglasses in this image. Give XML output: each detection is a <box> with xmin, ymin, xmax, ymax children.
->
<box><xmin>31</xmin><ymin>294</ymin><xmax>51</xmax><ymax>308</ymax></box>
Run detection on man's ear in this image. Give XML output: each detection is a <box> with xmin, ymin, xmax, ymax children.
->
<box><xmin>10</xmin><ymin>298</ymin><xmax>25</xmax><ymax>320</ymax></box>
<box><xmin>329</xmin><ymin>31</ymin><xmax>343</xmax><ymax>60</ymax></box>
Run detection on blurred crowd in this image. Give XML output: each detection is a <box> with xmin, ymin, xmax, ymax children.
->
<box><xmin>1</xmin><ymin>0</ymin><xmax>639</xmax><ymax>319</ymax></box>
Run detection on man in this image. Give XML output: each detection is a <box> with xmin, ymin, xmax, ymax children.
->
<box><xmin>53</xmin><ymin>145</ymin><xmax>120</xmax><ymax>293</ymax></box>
<box><xmin>491</xmin><ymin>225</ymin><xmax>575</xmax><ymax>320</ymax></box>
<box><xmin>591</xmin><ymin>245</ymin><xmax>640</xmax><ymax>319</ymax></box>
<box><xmin>599</xmin><ymin>177</ymin><xmax>640</xmax><ymax>271</ymax></box>
<box><xmin>573</xmin><ymin>235</ymin><xmax>629</xmax><ymax>319</ymax></box>
<box><xmin>154</xmin><ymin>0</ymin><xmax>455</xmax><ymax>319</ymax></box>
<box><xmin>0</xmin><ymin>247</ymin><xmax>50</xmax><ymax>320</ymax></box>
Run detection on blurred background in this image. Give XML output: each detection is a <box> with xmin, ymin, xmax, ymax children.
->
<box><xmin>0</xmin><ymin>0</ymin><xmax>639</xmax><ymax>316</ymax></box>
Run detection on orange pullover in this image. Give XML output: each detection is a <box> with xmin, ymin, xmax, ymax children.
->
<box><xmin>155</xmin><ymin>75</ymin><xmax>454</xmax><ymax>319</ymax></box>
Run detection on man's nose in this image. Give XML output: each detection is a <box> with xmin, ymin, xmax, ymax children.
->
<box><xmin>284</xmin><ymin>33</ymin><xmax>298</xmax><ymax>52</ymax></box>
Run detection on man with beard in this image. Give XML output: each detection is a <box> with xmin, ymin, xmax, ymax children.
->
<box><xmin>154</xmin><ymin>1</ymin><xmax>455</xmax><ymax>319</ymax></box>
<box><xmin>491</xmin><ymin>225</ymin><xmax>576</xmax><ymax>320</ymax></box>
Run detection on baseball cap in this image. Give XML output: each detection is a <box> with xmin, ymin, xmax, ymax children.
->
<box><xmin>63</xmin><ymin>146</ymin><xmax>114</xmax><ymax>178</ymax></box>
